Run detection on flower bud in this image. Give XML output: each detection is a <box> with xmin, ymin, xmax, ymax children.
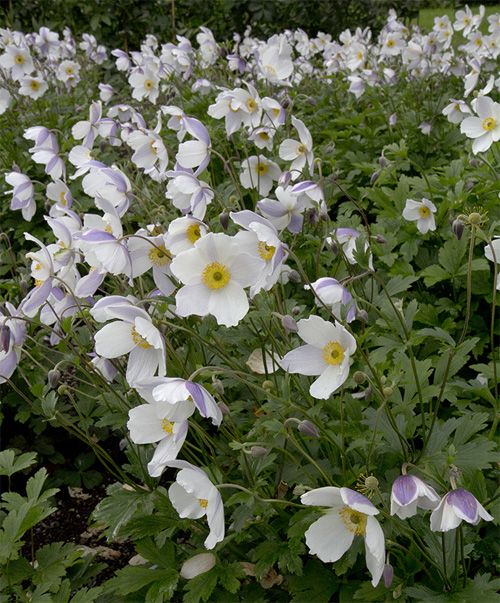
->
<box><xmin>212</xmin><ymin>377</ymin><xmax>225</xmax><ymax>396</ymax></box>
<box><xmin>353</xmin><ymin>371</ymin><xmax>367</xmax><ymax>384</ymax></box>
<box><xmin>378</xmin><ymin>155</ymin><xmax>388</xmax><ymax>168</ymax></box>
<box><xmin>383</xmin><ymin>386</ymin><xmax>393</xmax><ymax>398</ymax></box>
<box><xmin>219</xmin><ymin>211</ymin><xmax>229</xmax><ymax>230</ymax></box>
<box><xmin>180</xmin><ymin>553</ymin><xmax>216</xmax><ymax>579</ymax></box>
<box><xmin>356</xmin><ymin>309</ymin><xmax>369</xmax><ymax>323</ymax></box>
<box><xmin>48</xmin><ymin>369</ymin><xmax>61</xmax><ymax>389</ymax></box>
<box><xmin>298</xmin><ymin>420</ymin><xmax>320</xmax><ymax>438</ymax></box>
<box><xmin>278</xmin><ymin>171</ymin><xmax>292</xmax><ymax>187</ymax></box>
<box><xmin>217</xmin><ymin>401</ymin><xmax>230</xmax><ymax>415</ymax></box>
<box><xmin>249</xmin><ymin>445</ymin><xmax>268</xmax><ymax>458</ymax></box>
<box><xmin>464</xmin><ymin>180</ymin><xmax>474</xmax><ymax>192</ymax></box>
<box><xmin>287</xmin><ymin>270</ymin><xmax>301</xmax><ymax>284</ymax></box>
<box><xmin>383</xmin><ymin>562</ymin><xmax>394</xmax><ymax>588</ymax></box>
<box><xmin>57</xmin><ymin>384</ymin><xmax>69</xmax><ymax>396</ymax></box>
<box><xmin>281</xmin><ymin>314</ymin><xmax>298</xmax><ymax>333</ymax></box>
<box><xmin>468</xmin><ymin>212</ymin><xmax>482</xmax><ymax>225</ymax></box>
<box><xmin>452</xmin><ymin>218</ymin><xmax>465</xmax><ymax>240</ymax></box>
<box><xmin>291</xmin><ymin>305</ymin><xmax>301</xmax><ymax>316</ymax></box>
<box><xmin>277</xmin><ymin>480</ymin><xmax>288</xmax><ymax>499</ymax></box>
<box><xmin>262</xmin><ymin>379</ymin><xmax>274</xmax><ymax>392</ymax></box>
<box><xmin>469</xmin><ymin>158</ymin><xmax>479</xmax><ymax>168</ymax></box>
<box><xmin>307</xmin><ymin>96</ymin><xmax>317</xmax><ymax>106</ymax></box>
<box><xmin>0</xmin><ymin>325</ymin><xmax>10</xmax><ymax>352</ymax></box>
<box><xmin>370</xmin><ymin>171</ymin><xmax>379</xmax><ymax>185</ymax></box>
<box><xmin>375</xmin><ymin>234</ymin><xmax>386</xmax><ymax>244</ymax></box>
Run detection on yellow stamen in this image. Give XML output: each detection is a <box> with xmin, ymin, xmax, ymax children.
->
<box><xmin>297</xmin><ymin>143</ymin><xmax>306</xmax><ymax>154</ymax></box>
<box><xmin>131</xmin><ymin>326</ymin><xmax>152</xmax><ymax>349</ymax></box>
<box><xmin>482</xmin><ymin>117</ymin><xmax>496</xmax><ymax>132</ymax></box>
<box><xmin>144</xmin><ymin>79</ymin><xmax>154</xmax><ymax>90</ymax></box>
<box><xmin>186</xmin><ymin>224</ymin><xmax>201</xmax><ymax>244</ymax></box>
<box><xmin>246</xmin><ymin>98</ymin><xmax>257</xmax><ymax>112</ymax></box>
<box><xmin>148</xmin><ymin>245</ymin><xmax>171</xmax><ymax>267</ymax></box>
<box><xmin>30</xmin><ymin>80</ymin><xmax>40</xmax><ymax>91</ymax></box>
<box><xmin>198</xmin><ymin>498</ymin><xmax>209</xmax><ymax>509</ymax></box>
<box><xmin>15</xmin><ymin>54</ymin><xmax>24</xmax><ymax>65</ymax></box>
<box><xmin>339</xmin><ymin>506</ymin><xmax>367</xmax><ymax>535</ymax></box>
<box><xmin>256</xmin><ymin>161</ymin><xmax>269</xmax><ymax>176</ymax></box>
<box><xmin>386</xmin><ymin>39</ymin><xmax>395</xmax><ymax>48</ymax></box>
<box><xmin>418</xmin><ymin>205</ymin><xmax>431</xmax><ymax>218</ymax></box>
<box><xmin>202</xmin><ymin>262</ymin><xmax>230</xmax><ymax>290</ymax></box>
<box><xmin>161</xmin><ymin>418</ymin><xmax>174</xmax><ymax>434</ymax></box>
<box><xmin>322</xmin><ymin>341</ymin><xmax>345</xmax><ymax>366</ymax></box>
<box><xmin>258</xmin><ymin>241</ymin><xmax>275</xmax><ymax>261</ymax></box>
<box><xmin>59</xmin><ymin>191</ymin><xmax>67</xmax><ymax>206</ymax></box>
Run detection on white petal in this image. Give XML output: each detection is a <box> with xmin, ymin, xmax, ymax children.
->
<box><xmin>280</xmin><ymin>345</ymin><xmax>325</xmax><ymax>376</ymax></box>
<box><xmin>94</xmin><ymin>321</ymin><xmax>135</xmax><ymax>358</ymax></box>
<box><xmin>364</xmin><ymin>516</ymin><xmax>385</xmax><ymax>587</ymax></box>
<box><xmin>309</xmin><ymin>364</ymin><xmax>347</xmax><ymax>399</ymax></box>
<box><xmin>208</xmin><ymin>281</ymin><xmax>249</xmax><ymax>327</ymax></box>
<box><xmin>127</xmin><ymin>404</ymin><xmax>165</xmax><ymax>443</ymax></box>
<box><xmin>301</xmin><ymin>487</ymin><xmax>343</xmax><ymax>508</ymax></box>
<box><xmin>304</xmin><ymin>511</ymin><xmax>354</xmax><ymax>562</ymax></box>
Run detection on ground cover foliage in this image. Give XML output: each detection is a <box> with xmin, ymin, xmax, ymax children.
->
<box><xmin>0</xmin><ymin>6</ymin><xmax>499</xmax><ymax>603</ymax></box>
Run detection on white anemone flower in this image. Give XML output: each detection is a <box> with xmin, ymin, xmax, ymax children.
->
<box><xmin>93</xmin><ymin>304</ymin><xmax>166</xmax><ymax>385</ymax></box>
<box><xmin>460</xmin><ymin>96</ymin><xmax>500</xmax><ymax>154</ymax></box>
<box><xmin>165</xmin><ymin>216</ymin><xmax>207</xmax><ymax>255</ymax></box>
<box><xmin>170</xmin><ymin>232</ymin><xmax>262</xmax><ymax>327</ymax></box>
<box><xmin>18</xmin><ymin>75</ymin><xmax>48</xmax><ymax>99</ymax></box>
<box><xmin>0</xmin><ymin>45</ymin><xmax>34</xmax><ymax>80</ymax></box>
<box><xmin>402</xmin><ymin>198</ymin><xmax>437</xmax><ymax>234</ymax></box>
<box><xmin>280</xmin><ymin>315</ymin><xmax>356</xmax><ymax>399</ymax></box>
<box><xmin>279</xmin><ymin>116</ymin><xmax>314</xmax><ymax>179</ymax></box>
<box><xmin>168</xmin><ymin>461</ymin><xmax>225</xmax><ymax>550</ymax></box>
<box><xmin>484</xmin><ymin>236</ymin><xmax>500</xmax><ymax>290</ymax></box>
<box><xmin>128</xmin><ymin>230</ymin><xmax>176</xmax><ymax>296</ymax></box>
<box><xmin>127</xmin><ymin>399</ymin><xmax>193</xmax><ymax>477</ymax></box>
<box><xmin>430</xmin><ymin>488</ymin><xmax>493</xmax><ymax>532</ymax></box>
<box><xmin>240</xmin><ymin>155</ymin><xmax>281</xmax><ymax>196</ymax></box>
<box><xmin>0</xmin><ymin>88</ymin><xmax>12</xmax><ymax>115</ymax></box>
<box><xmin>129</xmin><ymin>67</ymin><xmax>160</xmax><ymax>104</ymax></box>
<box><xmin>301</xmin><ymin>486</ymin><xmax>385</xmax><ymax>587</ymax></box>
<box><xmin>390</xmin><ymin>475</ymin><xmax>440</xmax><ymax>519</ymax></box>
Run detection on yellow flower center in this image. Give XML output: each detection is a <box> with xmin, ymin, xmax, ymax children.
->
<box><xmin>30</xmin><ymin>80</ymin><xmax>40</xmax><ymax>91</ymax></box>
<box><xmin>15</xmin><ymin>54</ymin><xmax>24</xmax><ymax>64</ymax></box>
<box><xmin>34</xmin><ymin>262</ymin><xmax>42</xmax><ymax>271</ymax></box>
<box><xmin>186</xmin><ymin>224</ymin><xmax>202</xmax><ymax>244</ymax></box>
<box><xmin>66</xmin><ymin>67</ymin><xmax>74</xmax><ymax>75</ymax></box>
<box><xmin>246</xmin><ymin>98</ymin><xmax>257</xmax><ymax>112</ymax></box>
<box><xmin>258</xmin><ymin>131</ymin><xmax>269</xmax><ymax>140</ymax></box>
<box><xmin>148</xmin><ymin>245</ymin><xmax>171</xmax><ymax>267</ymax></box>
<box><xmin>59</xmin><ymin>191</ymin><xmax>67</xmax><ymax>206</ymax></box>
<box><xmin>35</xmin><ymin>279</ymin><xmax>44</xmax><ymax>287</ymax></box>
<box><xmin>256</xmin><ymin>161</ymin><xmax>269</xmax><ymax>175</ymax></box>
<box><xmin>161</xmin><ymin>418</ymin><xmax>174</xmax><ymax>434</ymax></box>
<box><xmin>387</xmin><ymin>39</ymin><xmax>395</xmax><ymax>48</ymax></box>
<box><xmin>202</xmin><ymin>262</ymin><xmax>230</xmax><ymax>290</ymax></box>
<box><xmin>144</xmin><ymin>79</ymin><xmax>154</xmax><ymax>90</ymax></box>
<box><xmin>104</xmin><ymin>224</ymin><xmax>113</xmax><ymax>234</ymax></box>
<box><xmin>418</xmin><ymin>205</ymin><xmax>431</xmax><ymax>218</ymax></box>
<box><xmin>258</xmin><ymin>241</ymin><xmax>275</xmax><ymax>261</ymax></box>
<box><xmin>272</xmin><ymin>108</ymin><xmax>280</xmax><ymax>117</ymax></box>
<box><xmin>297</xmin><ymin>143</ymin><xmax>306</xmax><ymax>154</ymax></box>
<box><xmin>131</xmin><ymin>326</ymin><xmax>152</xmax><ymax>349</ymax></box>
<box><xmin>198</xmin><ymin>498</ymin><xmax>209</xmax><ymax>509</ymax></box>
<box><xmin>482</xmin><ymin>117</ymin><xmax>496</xmax><ymax>132</ymax></box>
<box><xmin>149</xmin><ymin>140</ymin><xmax>158</xmax><ymax>154</ymax></box>
<box><xmin>357</xmin><ymin>51</ymin><xmax>364</xmax><ymax>60</ymax></box>
<box><xmin>322</xmin><ymin>341</ymin><xmax>345</xmax><ymax>366</ymax></box>
<box><xmin>339</xmin><ymin>506</ymin><xmax>367</xmax><ymax>535</ymax></box>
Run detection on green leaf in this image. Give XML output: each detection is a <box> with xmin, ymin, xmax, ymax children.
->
<box><xmin>288</xmin><ymin>559</ymin><xmax>338</xmax><ymax>603</ymax></box>
<box><xmin>183</xmin><ymin>567</ymin><xmax>218</xmax><ymax>603</ymax></box>
<box><xmin>0</xmin><ymin>450</ymin><xmax>37</xmax><ymax>477</ymax></box>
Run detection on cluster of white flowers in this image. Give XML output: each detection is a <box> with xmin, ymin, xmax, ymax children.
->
<box><xmin>0</xmin><ymin>26</ymin><xmax>107</xmax><ymax>111</ymax></box>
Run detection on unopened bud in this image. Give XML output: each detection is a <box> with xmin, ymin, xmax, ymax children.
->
<box><xmin>370</xmin><ymin>171</ymin><xmax>379</xmax><ymax>185</ymax></box>
<box><xmin>307</xmin><ymin>96</ymin><xmax>317</xmax><ymax>106</ymax></box>
<box><xmin>219</xmin><ymin>211</ymin><xmax>229</xmax><ymax>230</ymax></box>
<box><xmin>469</xmin><ymin>159</ymin><xmax>479</xmax><ymax>168</ymax></box>
<box><xmin>452</xmin><ymin>218</ymin><xmax>465</xmax><ymax>240</ymax></box>
<box><xmin>383</xmin><ymin>386</ymin><xmax>393</xmax><ymax>398</ymax></box>
<box><xmin>217</xmin><ymin>401</ymin><xmax>230</xmax><ymax>415</ymax></box>
<box><xmin>57</xmin><ymin>384</ymin><xmax>69</xmax><ymax>396</ymax></box>
<box><xmin>297</xmin><ymin>420</ymin><xmax>320</xmax><ymax>438</ymax></box>
<box><xmin>353</xmin><ymin>371</ymin><xmax>367</xmax><ymax>385</ymax></box>
<box><xmin>281</xmin><ymin>314</ymin><xmax>298</xmax><ymax>333</ymax></box>
<box><xmin>0</xmin><ymin>325</ymin><xmax>10</xmax><ymax>352</ymax></box>
<box><xmin>262</xmin><ymin>380</ymin><xmax>274</xmax><ymax>392</ymax></box>
<box><xmin>249</xmin><ymin>445</ymin><xmax>268</xmax><ymax>458</ymax></box>
<box><xmin>291</xmin><ymin>305</ymin><xmax>301</xmax><ymax>316</ymax></box>
<box><xmin>48</xmin><ymin>369</ymin><xmax>61</xmax><ymax>389</ymax></box>
<box><xmin>287</xmin><ymin>270</ymin><xmax>301</xmax><ymax>284</ymax></box>
<box><xmin>328</xmin><ymin>240</ymin><xmax>339</xmax><ymax>254</ymax></box>
<box><xmin>280</xmin><ymin>96</ymin><xmax>291</xmax><ymax>109</ymax></box>
<box><xmin>383</xmin><ymin>563</ymin><xmax>394</xmax><ymax>588</ymax></box>
<box><xmin>356</xmin><ymin>309</ymin><xmax>368</xmax><ymax>323</ymax></box>
<box><xmin>308</xmin><ymin>208</ymin><xmax>319</xmax><ymax>225</ymax></box>
<box><xmin>375</xmin><ymin>234</ymin><xmax>386</xmax><ymax>244</ymax></box>
<box><xmin>464</xmin><ymin>180</ymin><xmax>474</xmax><ymax>192</ymax></box>
<box><xmin>180</xmin><ymin>553</ymin><xmax>216</xmax><ymax>579</ymax></box>
<box><xmin>277</xmin><ymin>480</ymin><xmax>288</xmax><ymax>499</ymax></box>
<box><xmin>379</xmin><ymin>156</ymin><xmax>388</xmax><ymax>168</ymax></box>
<box><xmin>468</xmin><ymin>212</ymin><xmax>482</xmax><ymax>225</ymax></box>
<box><xmin>212</xmin><ymin>377</ymin><xmax>225</xmax><ymax>396</ymax></box>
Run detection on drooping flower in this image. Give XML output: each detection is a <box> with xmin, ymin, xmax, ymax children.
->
<box><xmin>279</xmin><ymin>116</ymin><xmax>314</xmax><ymax>179</ymax></box>
<box><xmin>280</xmin><ymin>315</ymin><xmax>356</xmax><ymax>399</ymax></box>
<box><xmin>305</xmin><ymin>277</ymin><xmax>356</xmax><ymax>323</ymax></box>
<box><xmin>430</xmin><ymin>488</ymin><xmax>493</xmax><ymax>532</ymax></box>
<box><xmin>257</xmin><ymin>185</ymin><xmax>313</xmax><ymax>234</ymax></box>
<box><xmin>168</xmin><ymin>461</ymin><xmax>225</xmax><ymax>550</ymax></box>
<box><xmin>170</xmin><ymin>232</ymin><xmax>262</xmax><ymax>327</ymax></box>
<box><xmin>301</xmin><ymin>486</ymin><xmax>385</xmax><ymax>587</ymax></box>
<box><xmin>402</xmin><ymin>198</ymin><xmax>437</xmax><ymax>234</ymax></box>
<box><xmin>390</xmin><ymin>475</ymin><xmax>440</xmax><ymax>519</ymax></box>
<box><xmin>5</xmin><ymin>171</ymin><xmax>36</xmax><ymax>221</ymax></box>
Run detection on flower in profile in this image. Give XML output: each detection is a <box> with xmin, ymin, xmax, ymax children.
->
<box><xmin>280</xmin><ymin>315</ymin><xmax>356</xmax><ymax>399</ymax></box>
<box><xmin>390</xmin><ymin>474</ymin><xmax>440</xmax><ymax>519</ymax></box>
<box><xmin>170</xmin><ymin>232</ymin><xmax>262</xmax><ymax>327</ymax></box>
<box><xmin>430</xmin><ymin>488</ymin><xmax>493</xmax><ymax>532</ymax></box>
<box><xmin>168</xmin><ymin>461</ymin><xmax>225</xmax><ymax>550</ymax></box>
<box><xmin>5</xmin><ymin>171</ymin><xmax>35</xmax><ymax>221</ymax></box>
<box><xmin>305</xmin><ymin>277</ymin><xmax>356</xmax><ymax>323</ymax></box>
<box><xmin>301</xmin><ymin>486</ymin><xmax>385</xmax><ymax>587</ymax></box>
<box><xmin>279</xmin><ymin>116</ymin><xmax>314</xmax><ymax>179</ymax></box>
<box><xmin>484</xmin><ymin>236</ymin><xmax>500</xmax><ymax>290</ymax></box>
<box><xmin>402</xmin><ymin>198</ymin><xmax>437</xmax><ymax>234</ymax></box>
<box><xmin>460</xmin><ymin>96</ymin><xmax>500</xmax><ymax>154</ymax></box>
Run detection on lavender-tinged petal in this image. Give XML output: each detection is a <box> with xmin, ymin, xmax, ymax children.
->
<box><xmin>391</xmin><ymin>475</ymin><xmax>418</xmax><ymax>506</ymax></box>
